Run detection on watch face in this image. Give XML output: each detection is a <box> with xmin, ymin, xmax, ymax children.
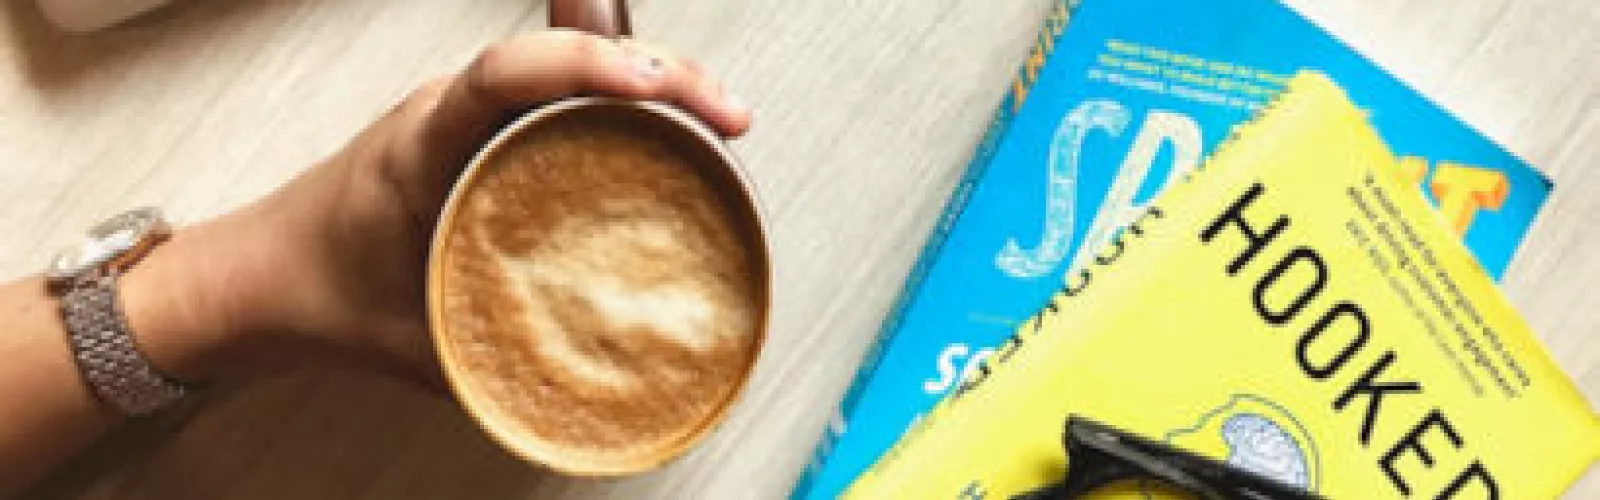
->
<box><xmin>48</xmin><ymin>208</ymin><xmax>168</xmax><ymax>283</ymax></box>
<box><xmin>89</xmin><ymin>207</ymin><xmax>161</xmax><ymax>241</ymax></box>
<box><xmin>47</xmin><ymin>246</ymin><xmax>91</xmax><ymax>282</ymax></box>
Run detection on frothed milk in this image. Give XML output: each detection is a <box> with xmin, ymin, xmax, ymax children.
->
<box><xmin>430</xmin><ymin>105</ymin><xmax>765</xmax><ymax>474</ymax></box>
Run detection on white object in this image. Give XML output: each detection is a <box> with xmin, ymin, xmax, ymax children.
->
<box><xmin>36</xmin><ymin>0</ymin><xmax>174</xmax><ymax>32</ymax></box>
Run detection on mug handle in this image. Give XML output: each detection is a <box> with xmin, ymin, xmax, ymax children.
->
<box><xmin>550</xmin><ymin>0</ymin><xmax>632</xmax><ymax>38</ymax></box>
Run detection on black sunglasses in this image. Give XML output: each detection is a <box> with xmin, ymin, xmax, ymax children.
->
<box><xmin>1011</xmin><ymin>416</ymin><xmax>1328</xmax><ymax>500</ymax></box>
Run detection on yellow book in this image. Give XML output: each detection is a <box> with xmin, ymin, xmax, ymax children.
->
<box><xmin>843</xmin><ymin>73</ymin><xmax>1600</xmax><ymax>499</ymax></box>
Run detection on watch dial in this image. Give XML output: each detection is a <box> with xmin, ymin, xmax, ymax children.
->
<box><xmin>48</xmin><ymin>247</ymin><xmax>85</xmax><ymax>280</ymax></box>
<box><xmin>49</xmin><ymin>207</ymin><xmax>167</xmax><ymax>282</ymax></box>
<box><xmin>103</xmin><ymin>227</ymin><xmax>139</xmax><ymax>252</ymax></box>
<box><xmin>90</xmin><ymin>207</ymin><xmax>157</xmax><ymax>240</ymax></box>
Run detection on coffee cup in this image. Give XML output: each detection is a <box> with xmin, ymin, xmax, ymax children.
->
<box><xmin>424</xmin><ymin>0</ymin><xmax>771</xmax><ymax>476</ymax></box>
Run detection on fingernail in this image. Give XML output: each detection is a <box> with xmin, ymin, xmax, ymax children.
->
<box><xmin>634</xmin><ymin>53</ymin><xmax>666</xmax><ymax>80</ymax></box>
<box><xmin>725</xmin><ymin>92</ymin><xmax>749</xmax><ymax>114</ymax></box>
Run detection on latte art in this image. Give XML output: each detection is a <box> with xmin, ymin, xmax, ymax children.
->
<box><xmin>433</xmin><ymin>112</ymin><xmax>762</xmax><ymax>471</ymax></box>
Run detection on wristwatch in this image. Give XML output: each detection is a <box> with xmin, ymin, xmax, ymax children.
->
<box><xmin>46</xmin><ymin>207</ymin><xmax>188</xmax><ymax>416</ymax></box>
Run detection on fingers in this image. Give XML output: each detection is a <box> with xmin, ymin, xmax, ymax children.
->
<box><xmin>457</xmin><ymin>30</ymin><xmax>658</xmax><ymax>112</ymax></box>
<box><xmin>620</xmin><ymin>39</ymin><xmax>752</xmax><ymax>137</ymax></box>
<box><xmin>425</xmin><ymin>31</ymin><xmax>749</xmax><ymax>158</ymax></box>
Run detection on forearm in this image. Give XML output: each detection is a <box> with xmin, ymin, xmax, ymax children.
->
<box><xmin>0</xmin><ymin>220</ymin><xmax>263</xmax><ymax>495</ymax></box>
<box><xmin>0</xmin><ymin>277</ymin><xmax>117</xmax><ymax>494</ymax></box>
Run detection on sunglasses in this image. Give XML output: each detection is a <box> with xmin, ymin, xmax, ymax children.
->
<box><xmin>1011</xmin><ymin>416</ymin><xmax>1327</xmax><ymax>500</ymax></box>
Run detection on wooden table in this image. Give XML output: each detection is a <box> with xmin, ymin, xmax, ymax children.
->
<box><xmin>2</xmin><ymin>0</ymin><xmax>1594</xmax><ymax>497</ymax></box>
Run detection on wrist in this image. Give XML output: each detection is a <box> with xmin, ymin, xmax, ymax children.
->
<box><xmin>117</xmin><ymin>214</ymin><xmax>280</xmax><ymax>382</ymax></box>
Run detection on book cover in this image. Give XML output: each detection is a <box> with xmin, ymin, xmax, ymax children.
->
<box><xmin>843</xmin><ymin>72</ymin><xmax>1599</xmax><ymax>500</ymax></box>
<box><xmin>795</xmin><ymin>0</ymin><xmax>1555</xmax><ymax>498</ymax></box>
<box><xmin>790</xmin><ymin>0</ymin><xmax>1081</xmax><ymax>496</ymax></box>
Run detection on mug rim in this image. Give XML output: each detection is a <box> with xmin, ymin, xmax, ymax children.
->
<box><xmin>425</xmin><ymin>97</ymin><xmax>773</xmax><ymax>476</ymax></box>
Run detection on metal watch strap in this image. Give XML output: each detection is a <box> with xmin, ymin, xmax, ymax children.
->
<box><xmin>60</xmin><ymin>275</ymin><xmax>187</xmax><ymax>416</ymax></box>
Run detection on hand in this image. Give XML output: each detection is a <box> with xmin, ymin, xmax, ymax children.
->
<box><xmin>146</xmin><ymin>31</ymin><xmax>752</xmax><ymax>387</ymax></box>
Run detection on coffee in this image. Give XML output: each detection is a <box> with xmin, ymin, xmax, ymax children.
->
<box><xmin>430</xmin><ymin>106</ymin><xmax>765</xmax><ymax>473</ymax></box>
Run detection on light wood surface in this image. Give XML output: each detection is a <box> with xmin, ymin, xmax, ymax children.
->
<box><xmin>2</xmin><ymin>0</ymin><xmax>1594</xmax><ymax>497</ymax></box>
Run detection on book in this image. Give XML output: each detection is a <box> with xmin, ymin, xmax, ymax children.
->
<box><xmin>789</xmin><ymin>1</ymin><xmax>1082</xmax><ymax>497</ymax></box>
<box><xmin>793</xmin><ymin>0</ymin><xmax>1555</xmax><ymax>498</ymax></box>
<box><xmin>843</xmin><ymin>72</ymin><xmax>1600</xmax><ymax>500</ymax></box>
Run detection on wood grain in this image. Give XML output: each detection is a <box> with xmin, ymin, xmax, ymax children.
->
<box><xmin>1</xmin><ymin>0</ymin><xmax>1594</xmax><ymax>497</ymax></box>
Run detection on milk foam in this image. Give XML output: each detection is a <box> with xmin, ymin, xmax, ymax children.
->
<box><xmin>435</xmin><ymin>115</ymin><xmax>760</xmax><ymax>463</ymax></box>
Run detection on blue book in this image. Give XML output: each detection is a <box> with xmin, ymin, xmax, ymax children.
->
<box><xmin>792</xmin><ymin>0</ymin><xmax>1554</xmax><ymax>498</ymax></box>
<box><xmin>789</xmin><ymin>0</ymin><xmax>1082</xmax><ymax>497</ymax></box>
